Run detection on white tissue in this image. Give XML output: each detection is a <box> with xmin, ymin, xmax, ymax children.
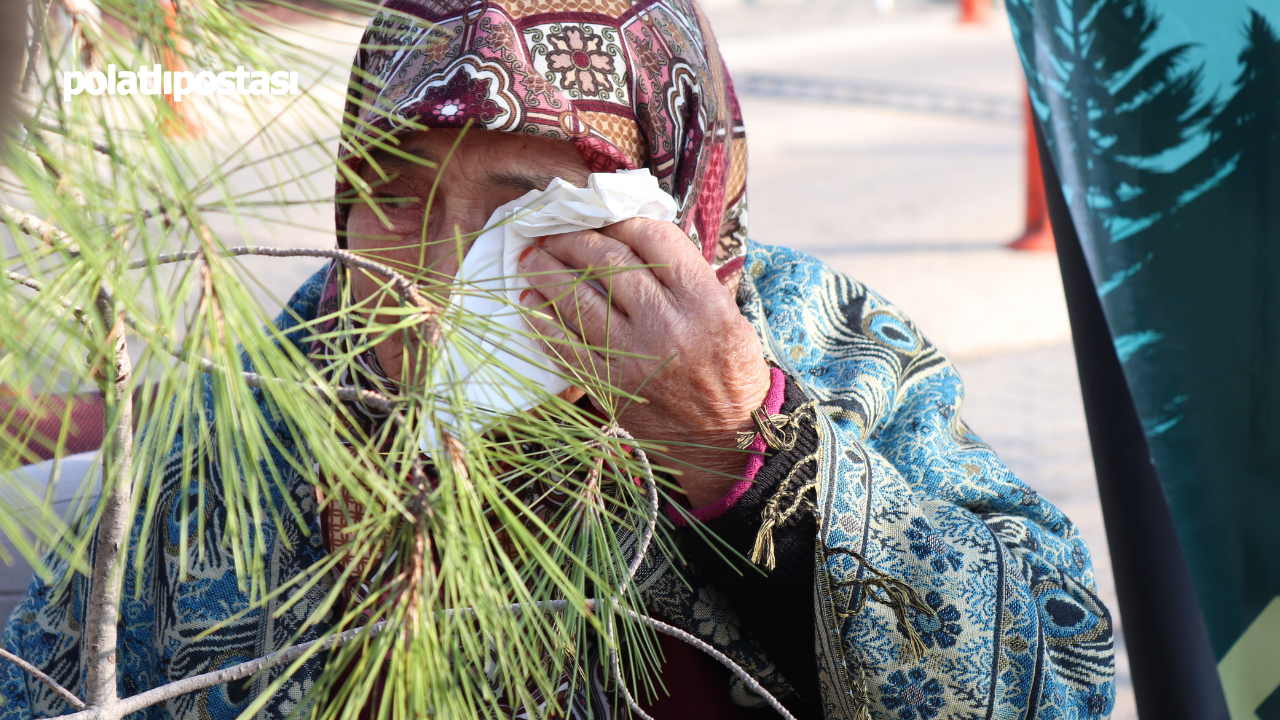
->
<box><xmin>422</xmin><ymin>168</ymin><xmax>678</xmax><ymax>452</ymax></box>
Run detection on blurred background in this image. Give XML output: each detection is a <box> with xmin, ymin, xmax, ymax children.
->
<box><xmin>0</xmin><ymin>0</ymin><xmax>1135</xmax><ymax>715</ymax></box>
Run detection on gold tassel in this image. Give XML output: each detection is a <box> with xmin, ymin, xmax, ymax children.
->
<box><xmin>827</xmin><ymin>551</ymin><xmax>926</xmax><ymax>718</ymax></box>
<box><xmin>829</xmin><ymin>547</ymin><xmax>937</xmax><ymax>662</ymax></box>
<box><xmin>749</xmin><ymin>516</ymin><xmax>778</xmax><ymax>569</ymax></box>
<box><xmin>749</xmin><ymin>452</ymin><xmax>819</xmax><ymax>570</ymax></box>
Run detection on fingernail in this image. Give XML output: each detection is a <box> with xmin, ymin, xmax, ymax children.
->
<box><xmin>518</xmin><ymin>245</ymin><xmax>537</xmax><ymax>267</ymax></box>
<box><xmin>536</xmin><ymin>236</ymin><xmax>547</xmax><ymax>248</ymax></box>
<box><xmin>519</xmin><ymin>288</ymin><xmax>532</xmax><ymax>304</ymax></box>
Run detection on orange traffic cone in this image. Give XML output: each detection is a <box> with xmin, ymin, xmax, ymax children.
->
<box><xmin>958</xmin><ymin>0</ymin><xmax>991</xmax><ymax>24</ymax></box>
<box><xmin>158</xmin><ymin>0</ymin><xmax>200</xmax><ymax>137</ymax></box>
<box><xmin>1008</xmin><ymin>94</ymin><xmax>1055</xmax><ymax>252</ymax></box>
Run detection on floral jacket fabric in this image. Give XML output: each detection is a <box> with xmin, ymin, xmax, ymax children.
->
<box><xmin>0</xmin><ymin>242</ymin><xmax>1115</xmax><ymax>720</ymax></box>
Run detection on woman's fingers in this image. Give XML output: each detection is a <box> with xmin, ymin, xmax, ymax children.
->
<box><xmin>519</xmin><ymin>289</ymin><xmax>610</xmax><ymax>386</ymax></box>
<box><xmin>592</xmin><ymin>218</ymin><xmax>712</xmax><ymax>292</ymax></box>
<box><xmin>535</xmin><ymin>229</ymin><xmax>671</xmax><ymax>317</ymax></box>
<box><xmin>517</xmin><ymin>244</ymin><xmax>626</xmax><ymax>351</ymax></box>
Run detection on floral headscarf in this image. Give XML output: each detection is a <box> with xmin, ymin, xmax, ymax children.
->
<box><xmin>336</xmin><ymin>0</ymin><xmax>750</xmax><ymax>280</ymax></box>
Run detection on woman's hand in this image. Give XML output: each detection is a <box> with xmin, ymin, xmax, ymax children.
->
<box><xmin>517</xmin><ymin>218</ymin><xmax>771</xmax><ymax>509</ymax></box>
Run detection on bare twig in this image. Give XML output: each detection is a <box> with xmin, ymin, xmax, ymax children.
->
<box><xmin>241</xmin><ymin>370</ymin><xmax>401</xmax><ymax>415</ymax></box>
<box><xmin>50</xmin><ymin>598</ymin><xmax>796</xmax><ymax>720</ymax></box>
<box><xmin>60</xmin><ymin>596</ymin><xmax>567</xmax><ymax>720</ymax></box>
<box><xmin>6</xmin><ymin>270</ymin><xmax>89</xmax><ymax>325</ymax></box>
<box><xmin>605</xmin><ymin>433</ymin><xmax>794</xmax><ymax>719</ymax></box>
<box><xmin>61</xmin><ymin>0</ymin><xmax>102</xmax><ymax>69</ymax></box>
<box><xmin>20</xmin><ymin>1</ymin><xmax>53</xmax><ymax>96</ymax></box>
<box><xmin>82</xmin><ymin>291</ymin><xmax>134</xmax><ymax>711</ymax></box>
<box><xmin>0</xmin><ymin>647</ymin><xmax>85</xmax><ymax>711</ymax></box>
<box><xmin>131</xmin><ymin>246</ymin><xmax>434</xmax><ymax>312</ymax></box>
<box><xmin>605</xmin><ymin>427</ymin><xmax>656</xmax><ymax>592</ymax></box>
<box><xmin>72</xmin><ymin>620</ymin><xmax>392</xmax><ymax>720</ymax></box>
<box><xmin>609</xmin><ymin>615</ymin><xmax>655</xmax><ymax>720</ymax></box>
<box><xmin>115</xmin><ymin>326</ymin><xmax>402</xmax><ymax>416</ymax></box>
<box><xmin>7</xmin><ymin>271</ymin><xmax>46</xmax><ymax>294</ymax></box>
<box><xmin>0</xmin><ymin>203</ymin><xmax>81</xmax><ymax>255</ymax></box>
<box><xmin>20</xmin><ymin>116</ymin><xmax>138</xmax><ymax>170</ymax></box>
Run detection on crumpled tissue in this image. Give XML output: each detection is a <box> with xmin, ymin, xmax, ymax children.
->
<box><xmin>422</xmin><ymin>168</ymin><xmax>678</xmax><ymax>451</ymax></box>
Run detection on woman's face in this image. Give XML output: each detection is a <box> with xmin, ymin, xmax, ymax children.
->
<box><xmin>343</xmin><ymin>128</ymin><xmax>771</xmax><ymax>509</ymax></box>
<box><xmin>344</xmin><ymin>128</ymin><xmax>592</xmax><ymax>383</ymax></box>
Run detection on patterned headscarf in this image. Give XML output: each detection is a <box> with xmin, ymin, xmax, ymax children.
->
<box><xmin>336</xmin><ymin>0</ymin><xmax>750</xmax><ymax>281</ymax></box>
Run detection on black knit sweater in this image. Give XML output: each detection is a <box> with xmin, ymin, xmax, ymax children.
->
<box><xmin>685</xmin><ymin>375</ymin><xmax>824</xmax><ymax>720</ymax></box>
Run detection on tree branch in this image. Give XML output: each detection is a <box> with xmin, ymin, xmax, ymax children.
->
<box><xmin>82</xmin><ymin>290</ymin><xmax>133</xmax><ymax>711</ymax></box>
<box><xmin>83</xmin><ymin>619</ymin><xmax>391</xmax><ymax>720</ymax></box>
<box><xmin>0</xmin><ymin>203</ymin><xmax>81</xmax><ymax>255</ymax></box>
<box><xmin>117</xmin><ymin>325</ymin><xmax>403</xmax><ymax>416</ymax></box>
<box><xmin>241</xmin><ymin>370</ymin><xmax>401</xmax><ymax>416</ymax></box>
<box><xmin>0</xmin><ymin>647</ymin><xmax>85</xmax><ymax>711</ymax></box>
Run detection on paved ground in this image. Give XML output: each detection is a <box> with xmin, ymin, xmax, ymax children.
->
<box><xmin>1</xmin><ymin>1</ymin><xmax>1137</xmax><ymax>716</ymax></box>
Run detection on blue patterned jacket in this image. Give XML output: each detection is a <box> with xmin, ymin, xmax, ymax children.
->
<box><xmin>0</xmin><ymin>242</ymin><xmax>1114</xmax><ymax>719</ymax></box>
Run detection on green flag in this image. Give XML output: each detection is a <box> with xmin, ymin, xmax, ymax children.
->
<box><xmin>1007</xmin><ymin>1</ymin><xmax>1280</xmax><ymax>718</ymax></box>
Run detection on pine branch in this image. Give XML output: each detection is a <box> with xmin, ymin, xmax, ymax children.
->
<box><xmin>0</xmin><ymin>412</ymin><xmax>792</xmax><ymax>720</ymax></box>
<box><xmin>0</xmin><ymin>648</ymin><xmax>85</xmax><ymax>711</ymax></box>
<box><xmin>2</xmin><ymin>21</ymin><xmax>786</xmax><ymax>709</ymax></box>
<box><xmin>5</xmin><ymin>266</ymin><xmax>402</xmax><ymax>416</ymax></box>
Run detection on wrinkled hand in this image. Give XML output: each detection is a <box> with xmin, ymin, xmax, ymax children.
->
<box><xmin>517</xmin><ymin>218</ymin><xmax>770</xmax><ymax>509</ymax></box>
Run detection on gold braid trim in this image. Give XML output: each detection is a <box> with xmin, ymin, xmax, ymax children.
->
<box><xmin>852</xmin><ymin>658</ymin><xmax>872</xmax><ymax>720</ymax></box>
<box><xmin>735</xmin><ymin>401</ymin><xmax>818</xmax><ymax>451</ymax></box>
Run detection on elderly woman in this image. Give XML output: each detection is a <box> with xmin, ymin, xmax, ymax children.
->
<box><xmin>1</xmin><ymin>0</ymin><xmax>1115</xmax><ymax>718</ymax></box>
